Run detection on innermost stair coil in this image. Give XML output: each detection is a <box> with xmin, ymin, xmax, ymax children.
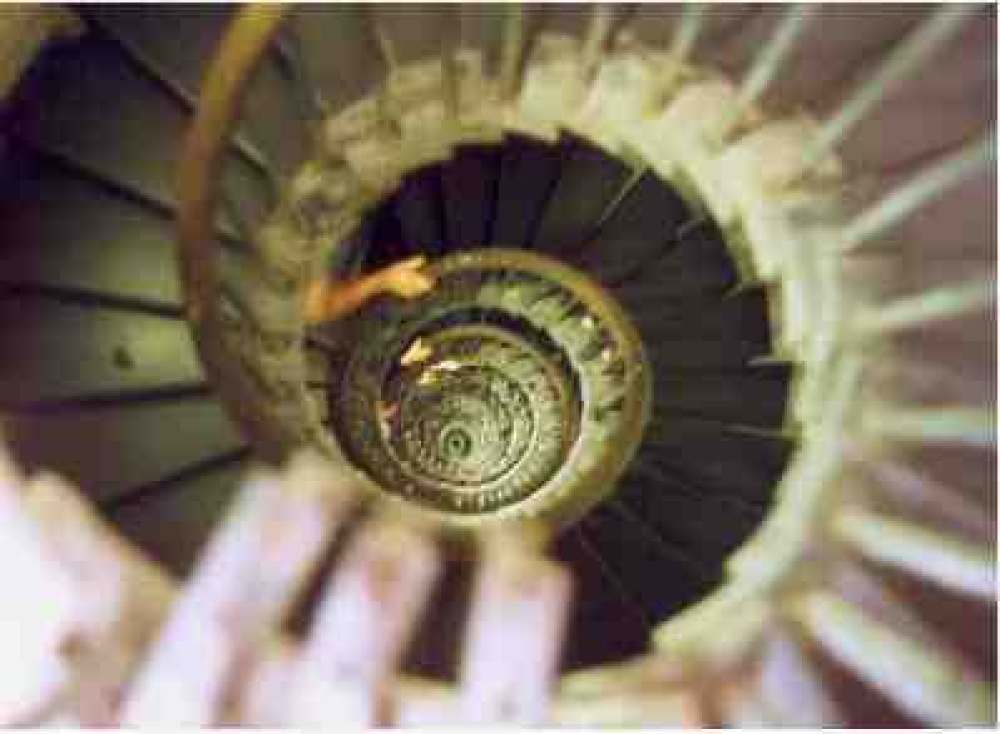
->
<box><xmin>319</xmin><ymin>248</ymin><xmax>652</xmax><ymax>524</ymax></box>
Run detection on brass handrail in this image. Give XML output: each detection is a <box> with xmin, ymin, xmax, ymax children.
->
<box><xmin>176</xmin><ymin>6</ymin><xmax>298</xmax><ymax>461</ymax></box>
<box><xmin>177</xmin><ymin>4</ymin><xmax>291</xmax><ymax>327</ymax></box>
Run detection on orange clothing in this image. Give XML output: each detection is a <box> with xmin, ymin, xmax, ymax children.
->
<box><xmin>303</xmin><ymin>255</ymin><xmax>434</xmax><ymax>325</ymax></box>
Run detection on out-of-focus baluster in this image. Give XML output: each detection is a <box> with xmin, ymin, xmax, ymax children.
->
<box><xmin>728</xmin><ymin>5</ymin><xmax>815</xmax><ymax>128</ymax></box>
<box><xmin>838</xmin><ymin>133</ymin><xmax>995</xmax><ymax>251</ymax></box>
<box><xmin>498</xmin><ymin>5</ymin><xmax>529</xmax><ymax>100</ymax></box>
<box><xmin>794</xmin><ymin>590</ymin><xmax>993</xmax><ymax>726</ymax></box>
<box><xmin>119</xmin><ymin>454</ymin><xmax>353</xmax><ymax>726</ymax></box>
<box><xmin>862</xmin><ymin>404</ymin><xmax>994</xmax><ymax>448</ymax></box>
<box><xmin>793</xmin><ymin>6</ymin><xmax>976</xmax><ymax>182</ymax></box>
<box><xmin>833</xmin><ymin>506</ymin><xmax>995</xmax><ymax>600</ymax></box>
<box><xmin>853</xmin><ymin>278</ymin><xmax>994</xmax><ymax>338</ymax></box>
<box><xmin>458</xmin><ymin>529</ymin><xmax>572</xmax><ymax>725</ymax></box>
<box><xmin>23</xmin><ymin>474</ymin><xmax>173</xmax><ymax>726</ymax></box>
<box><xmin>278</xmin><ymin>521</ymin><xmax>440</xmax><ymax>726</ymax></box>
<box><xmin>0</xmin><ymin>455</ymin><xmax>81</xmax><ymax>726</ymax></box>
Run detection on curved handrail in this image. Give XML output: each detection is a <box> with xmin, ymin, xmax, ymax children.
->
<box><xmin>176</xmin><ymin>6</ymin><xmax>299</xmax><ymax>461</ymax></box>
<box><xmin>177</xmin><ymin>4</ymin><xmax>290</xmax><ymax>327</ymax></box>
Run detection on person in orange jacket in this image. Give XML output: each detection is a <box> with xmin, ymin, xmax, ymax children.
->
<box><xmin>302</xmin><ymin>255</ymin><xmax>434</xmax><ymax>325</ymax></box>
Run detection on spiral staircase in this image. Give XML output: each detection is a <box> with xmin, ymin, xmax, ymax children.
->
<box><xmin>0</xmin><ymin>3</ymin><xmax>995</xmax><ymax>727</ymax></box>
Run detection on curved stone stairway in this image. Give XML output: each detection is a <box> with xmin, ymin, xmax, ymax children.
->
<box><xmin>0</xmin><ymin>3</ymin><xmax>995</xmax><ymax>727</ymax></box>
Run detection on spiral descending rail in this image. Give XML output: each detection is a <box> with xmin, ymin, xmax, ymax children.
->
<box><xmin>0</xmin><ymin>3</ymin><xmax>996</xmax><ymax>727</ymax></box>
